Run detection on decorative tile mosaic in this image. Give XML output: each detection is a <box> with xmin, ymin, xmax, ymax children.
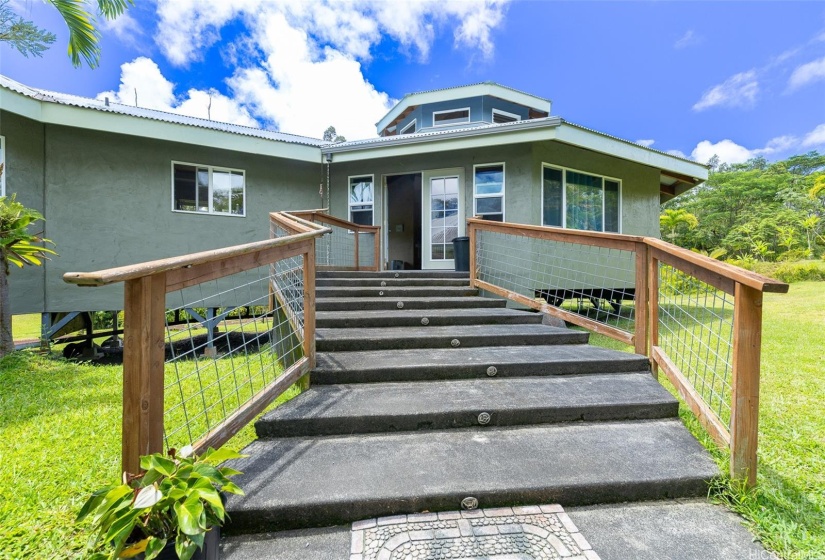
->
<box><xmin>349</xmin><ymin>504</ymin><xmax>601</xmax><ymax>560</ymax></box>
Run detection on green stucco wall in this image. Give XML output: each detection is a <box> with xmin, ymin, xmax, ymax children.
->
<box><xmin>327</xmin><ymin>140</ymin><xmax>662</xmax><ymax>269</ymax></box>
<box><xmin>1</xmin><ymin>110</ymin><xmax>47</xmax><ymax>314</ymax></box>
<box><xmin>8</xmin><ymin>123</ymin><xmax>322</xmax><ymax>313</ymax></box>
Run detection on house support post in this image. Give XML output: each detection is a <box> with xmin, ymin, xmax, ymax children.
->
<box><xmin>122</xmin><ymin>273</ymin><xmax>166</xmax><ymax>475</ymax></box>
<box><xmin>40</xmin><ymin>312</ymin><xmax>52</xmax><ymax>353</ymax></box>
<box><xmin>730</xmin><ymin>283</ymin><xmax>762</xmax><ymax>487</ymax></box>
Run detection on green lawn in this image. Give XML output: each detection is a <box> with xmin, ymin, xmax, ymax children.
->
<box><xmin>1</xmin><ymin>283</ymin><xmax>822</xmax><ymax>559</ymax></box>
<box><xmin>11</xmin><ymin>314</ymin><xmax>41</xmax><ymax>342</ymax></box>
<box><xmin>0</xmin><ymin>351</ymin><xmax>298</xmax><ymax>560</ymax></box>
<box><xmin>584</xmin><ymin>281</ymin><xmax>825</xmax><ymax>559</ymax></box>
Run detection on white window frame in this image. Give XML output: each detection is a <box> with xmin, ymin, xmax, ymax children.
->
<box><xmin>540</xmin><ymin>163</ymin><xmax>622</xmax><ymax>233</ymax></box>
<box><xmin>348</xmin><ymin>174</ymin><xmax>375</xmax><ymax>226</ymax></box>
<box><xmin>492</xmin><ymin>108</ymin><xmax>521</xmax><ymax>124</ymax></box>
<box><xmin>400</xmin><ymin>119</ymin><xmax>417</xmax><ymax>135</ymax></box>
<box><xmin>432</xmin><ymin>107</ymin><xmax>471</xmax><ymax>127</ymax></box>
<box><xmin>473</xmin><ymin>163</ymin><xmax>506</xmax><ymax>222</ymax></box>
<box><xmin>0</xmin><ymin>136</ymin><xmax>5</xmax><ymax>197</ymax></box>
<box><xmin>171</xmin><ymin>161</ymin><xmax>247</xmax><ymax>217</ymax></box>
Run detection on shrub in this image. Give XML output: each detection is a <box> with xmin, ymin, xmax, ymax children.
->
<box><xmin>771</xmin><ymin>261</ymin><xmax>825</xmax><ymax>283</ymax></box>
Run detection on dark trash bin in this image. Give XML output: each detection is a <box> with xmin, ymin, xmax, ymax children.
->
<box><xmin>453</xmin><ymin>236</ymin><xmax>470</xmax><ymax>272</ymax></box>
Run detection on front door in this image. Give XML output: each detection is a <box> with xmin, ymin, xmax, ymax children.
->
<box><xmin>422</xmin><ymin>168</ymin><xmax>464</xmax><ymax>270</ymax></box>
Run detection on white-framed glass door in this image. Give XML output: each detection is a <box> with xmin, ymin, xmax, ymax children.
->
<box><xmin>422</xmin><ymin>168</ymin><xmax>464</xmax><ymax>270</ymax></box>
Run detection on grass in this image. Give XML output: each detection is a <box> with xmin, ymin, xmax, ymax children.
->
<box><xmin>0</xmin><ymin>350</ymin><xmax>299</xmax><ymax>560</ymax></box>
<box><xmin>11</xmin><ymin>314</ymin><xmax>41</xmax><ymax>342</ymax></box>
<box><xmin>582</xmin><ymin>281</ymin><xmax>825</xmax><ymax>559</ymax></box>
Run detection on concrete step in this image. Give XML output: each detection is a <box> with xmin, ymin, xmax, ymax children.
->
<box><xmin>316</xmin><ymin>286</ymin><xmax>479</xmax><ymax>298</ymax></box>
<box><xmin>316</xmin><ymin>324</ymin><xmax>587</xmax><ymax>352</ymax></box>
<box><xmin>313</xmin><ymin>344</ymin><xmax>649</xmax><ymax>384</ymax></box>
<box><xmin>316</xmin><ymin>307</ymin><xmax>544</xmax><ymax>329</ymax></box>
<box><xmin>317</xmin><ymin>270</ymin><xmax>469</xmax><ymax>279</ymax></box>
<box><xmin>315</xmin><ymin>296</ymin><xmax>505</xmax><ymax>312</ymax></box>
<box><xmin>316</xmin><ymin>277</ymin><xmax>470</xmax><ymax>287</ymax></box>
<box><xmin>225</xmin><ymin>419</ymin><xmax>718</xmax><ymax>533</ymax></box>
<box><xmin>255</xmin><ymin>373</ymin><xmax>678</xmax><ymax>437</ymax></box>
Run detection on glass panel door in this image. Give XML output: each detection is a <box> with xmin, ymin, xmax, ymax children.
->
<box><xmin>422</xmin><ymin>169</ymin><xmax>463</xmax><ymax>269</ymax></box>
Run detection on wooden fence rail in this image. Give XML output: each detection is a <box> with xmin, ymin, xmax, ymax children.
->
<box><xmin>468</xmin><ymin>217</ymin><xmax>788</xmax><ymax>486</ymax></box>
<box><xmin>64</xmin><ymin>212</ymin><xmax>330</xmax><ymax>474</ymax></box>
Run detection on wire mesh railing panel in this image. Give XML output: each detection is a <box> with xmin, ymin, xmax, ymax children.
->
<box><xmin>475</xmin><ymin>228</ymin><xmax>637</xmax><ymax>334</ymax></box>
<box><xmin>315</xmin><ymin>221</ymin><xmax>356</xmax><ymax>268</ymax></box>
<box><xmin>657</xmin><ymin>263</ymin><xmax>735</xmax><ymax>426</ymax></box>
<box><xmin>162</xmin><ymin>260</ymin><xmax>304</xmax><ymax>452</ymax></box>
<box><xmin>358</xmin><ymin>231</ymin><xmax>376</xmax><ymax>268</ymax></box>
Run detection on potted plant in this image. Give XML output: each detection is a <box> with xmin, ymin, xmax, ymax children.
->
<box><xmin>77</xmin><ymin>446</ymin><xmax>245</xmax><ymax>560</ymax></box>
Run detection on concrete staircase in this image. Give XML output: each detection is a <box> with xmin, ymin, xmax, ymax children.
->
<box><xmin>225</xmin><ymin>270</ymin><xmax>717</xmax><ymax>536</ymax></box>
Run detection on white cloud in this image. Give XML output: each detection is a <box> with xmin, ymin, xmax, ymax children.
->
<box><xmin>693</xmin><ymin>70</ymin><xmax>759</xmax><ymax>111</ymax></box>
<box><xmin>148</xmin><ymin>0</ymin><xmax>509</xmax><ymax>140</ymax></box>
<box><xmin>666</xmin><ymin>149</ymin><xmax>687</xmax><ymax>159</ymax></box>
<box><xmin>690</xmin><ymin>134</ymin><xmax>801</xmax><ymax>165</ymax></box>
<box><xmin>635</xmin><ymin>139</ymin><xmax>655</xmax><ymax>147</ymax></box>
<box><xmin>100</xmin><ymin>11</ymin><xmax>143</xmax><ymax>48</ymax></box>
<box><xmin>788</xmin><ymin>56</ymin><xmax>825</xmax><ymax>91</ymax></box>
<box><xmin>802</xmin><ymin>123</ymin><xmax>825</xmax><ymax>147</ymax></box>
<box><xmin>674</xmin><ymin>29</ymin><xmax>701</xmax><ymax>50</ymax></box>
<box><xmin>97</xmin><ymin>57</ymin><xmax>259</xmax><ymax>127</ymax></box>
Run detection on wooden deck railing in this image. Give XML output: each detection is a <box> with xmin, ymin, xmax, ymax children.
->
<box><xmin>468</xmin><ymin>217</ymin><xmax>788</xmax><ymax>486</ymax></box>
<box><xmin>290</xmin><ymin>209</ymin><xmax>381</xmax><ymax>271</ymax></box>
<box><xmin>64</xmin><ymin>212</ymin><xmax>330</xmax><ymax>474</ymax></box>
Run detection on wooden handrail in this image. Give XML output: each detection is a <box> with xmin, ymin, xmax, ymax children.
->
<box><xmin>646</xmin><ymin>238</ymin><xmax>788</xmax><ymax>294</ymax></box>
<box><xmin>469</xmin><ymin>217</ymin><xmax>789</xmax><ymax>487</ymax></box>
<box><xmin>63</xmin><ymin>228</ymin><xmax>328</xmax><ymax>287</ymax></box>
<box><xmin>291</xmin><ymin>211</ymin><xmax>381</xmax><ymax>233</ymax></box>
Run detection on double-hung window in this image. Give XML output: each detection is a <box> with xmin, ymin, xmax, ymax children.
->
<box><xmin>172</xmin><ymin>162</ymin><xmax>245</xmax><ymax>216</ymax></box>
<box><xmin>349</xmin><ymin>175</ymin><xmax>374</xmax><ymax>225</ymax></box>
<box><xmin>474</xmin><ymin>164</ymin><xmax>505</xmax><ymax>221</ymax></box>
<box><xmin>542</xmin><ymin>164</ymin><xmax>620</xmax><ymax>232</ymax></box>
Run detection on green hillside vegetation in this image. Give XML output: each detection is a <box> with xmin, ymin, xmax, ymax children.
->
<box><xmin>663</xmin><ymin>152</ymin><xmax>825</xmax><ymax>280</ymax></box>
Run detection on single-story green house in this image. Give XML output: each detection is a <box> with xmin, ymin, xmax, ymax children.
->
<box><xmin>0</xmin><ymin>77</ymin><xmax>707</xmax><ymax>321</ymax></box>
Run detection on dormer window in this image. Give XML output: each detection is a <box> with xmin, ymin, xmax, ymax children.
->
<box><xmin>433</xmin><ymin>108</ymin><xmax>470</xmax><ymax>127</ymax></box>
<box><xmin>492</xmin><ymin>109</ymin><xmax>520</xmax><ymax>124</ymax></box>
<box><xmin>400</xmin><ymin>119</ymin><xmax>417</xmax><ymax>135</ymax></box>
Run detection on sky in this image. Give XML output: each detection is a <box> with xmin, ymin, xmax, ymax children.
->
<box><xmin>2</xmin><ymin>0</ymin><xmax>825</xmax><ymax>165</ymax></box>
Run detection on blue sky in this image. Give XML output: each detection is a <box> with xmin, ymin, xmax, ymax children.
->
<box><xmin>2</xmin><ymin>0</ymin><xmax>825</xmax><ymax>164</ymax></box>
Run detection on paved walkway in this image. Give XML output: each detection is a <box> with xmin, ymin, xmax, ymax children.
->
<box><xmin>221</xmin><ymin>499</ymin><xmax>768</xmax><ymax>560</ymax></box>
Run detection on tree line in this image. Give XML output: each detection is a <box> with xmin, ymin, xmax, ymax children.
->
<box><xmin>662</xmin><ymin>151</ymin><xmax>825</xmax><ymax>262</ymax></box>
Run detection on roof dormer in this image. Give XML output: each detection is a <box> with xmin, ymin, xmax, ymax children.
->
<box><xmin>377</xmin><ymin>82</ymin><xmax>551</xmax><ymax>137</ymax></box>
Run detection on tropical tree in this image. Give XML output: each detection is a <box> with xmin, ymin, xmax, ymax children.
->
<box><xmin>0</xmin><ymin>0</ymin><xmax>133</xmax><ymax>68</ymax></box>
<box><xmin>322</xmin><ymin>126</ymin><xmax>346</xmax><ymax>143</ymax></box>
<box><xmin>0</xmin><ymin>0</ymin><xmax>56</xmax><ymax>57</ymax></box>
<box><xmin>659</xmin><ymin>208</ymin><xmax>698</xmax><ymax>244</ymax></box>
<box><xmin>0</xmin><ymin>188</ymin><xmax>57</xmax><ymax>356</ymax></box>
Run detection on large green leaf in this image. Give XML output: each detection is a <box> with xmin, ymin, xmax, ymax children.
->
<box><xmin>174</xmin><ymin>496</ymin><xmax>205</xmax><ymax>536</ymax></box>
<box><xmin>143</xmin><ymin>536</ymin><xmax>167</xmax><ymax>560</ymax></box>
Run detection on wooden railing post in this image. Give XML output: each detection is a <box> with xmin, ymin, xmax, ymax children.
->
<box><xmin>634</xmin><ymin>242</ymin><xmax>649</xmax><ymax>357</ymax></box>
<box><xmin>730</xmin><ymin>283</ymin><xmax>763</xmax><ymax>487</ymax></box>
<box><xmin>468</xmin><ymin>221</ymin><xmax>477</xmax><ymax>286</ymax></box>
<box><xmin>303</xmin><ymin>246</ymin><xmax>316</xmax><ymax>371</ymax></box>
<box><xmin>122</xmin><ymin>272</ymin><xmax>166</xmax><ymax>474</ymax></box>
<box><xmin>373</xmin><ymin>230</ymin><xmax>381</xmax><ymax>271</ymax></box>
<box><xmin>354</xmin><ymin>227</ymin><xmax>360</xmax><ymax>271</ymax></box>
<box><xmin>648</xmin><ymin>254</ymin><xmax>659</xmax><ymax>380</ymax></box>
